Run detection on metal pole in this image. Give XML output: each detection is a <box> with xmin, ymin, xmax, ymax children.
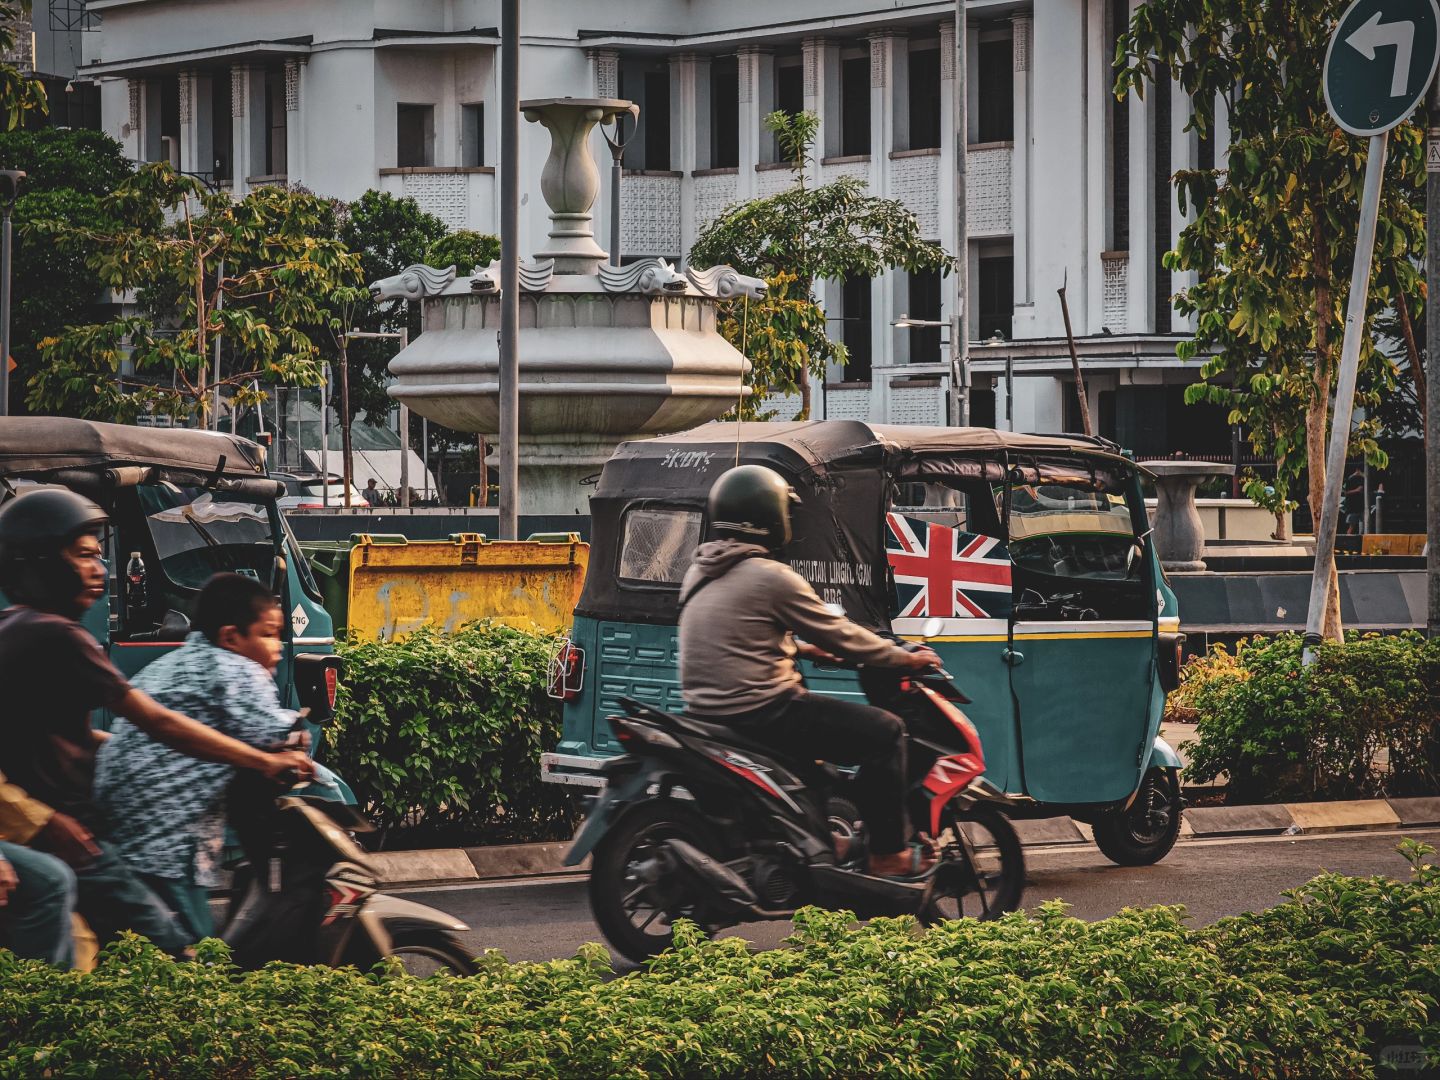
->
<box><xmin>1429</xmin><ymin>80</ymin><xmax>1440</xmax><ymax>638</ymax></box>
<box><xmin>1005</xmin><ymin>354</ymin><xmax>1014</xmax><ymax>432</ymax></box>
<box><xmin>422</xmin><ymin>417</ymin><xmax>429</xmax><ymax>503</ymax></box>
<box><xmin>399</xmin><ymin>328</ymin><xmax>410</xmax><ymax>509</ymax></box>
<box><xmin>949</xmin><ymin>0</ymin><xmax>970</xmax><ymax>427</ymax></box>
<box><xmin>610</xmin><ymin>152</ymin><xmax>622</xmax><ymax>267</ymax></box>
<box><xmin>1304</xmin><ymin>131</ymin><xmax>1388</xmax><ymax>663</ymax></box>
<box><xmin>498</xmin><ymin>0</ymin><xmax>521</xmax><ymax>540</ymax></box>
<box><xmin>0</xmin><ymin>205</ymin><xmax>13</xmax><ymax>418</ymax></box>
<box><xmin>319</xmin><ymin>366</ymin><xmax>330</xmax><ymax>508</ymax></box>
<box><xmin>212</xmin><ymin>259</ymin><xmax>223</xmax><ymax>431</ymax></box>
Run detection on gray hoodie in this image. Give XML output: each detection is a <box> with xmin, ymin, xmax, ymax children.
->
<box><xmin>677</xmin><ymin>540</ymin><xmax>913</xmax><ymax>717</ymax></box>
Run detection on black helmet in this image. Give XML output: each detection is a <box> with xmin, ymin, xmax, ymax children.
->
<box><xmin>707</xmin><ymin>465</ymin><xmax>797</xmax><ymax>552</ymax></box>
<box><xmin>0</xmin><ymin>486</ymin><xmax>109</xmax><ymax>614</ymax></box>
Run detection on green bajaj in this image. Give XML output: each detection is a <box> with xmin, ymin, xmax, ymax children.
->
<box><xmin>543</xmin><ymin>420</ymin><xmax>1186</xmax><ymax>866</ymax></box>
<box><xmin>0</xmin><ymin>417</ymin><xmax>347</xmax><ymax>780</ymax></box>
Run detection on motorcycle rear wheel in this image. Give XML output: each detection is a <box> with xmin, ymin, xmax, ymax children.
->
<box><xmin>589</xmin><ymin>801</ymin><xmax>721</xmax><ymax>966</ymax></box>
<box><xmin>387</xmin><ymin>928</ymin><xmax>477</xmax><ymax>977</ymax></box>
<box><xmin>922</xmin><ymin>804</ymin><xmax>1025</xmax><ymax>924</ymax></box>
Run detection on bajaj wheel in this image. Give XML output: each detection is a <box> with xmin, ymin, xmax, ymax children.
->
<box><xmin>1093</xmin><ymin>768</ymin><xmax>1183</xmax><ymax>867</ymax></box>
<box><xmin>590</xmin><ymin>801</ymin><xmax>721</xmax><ymax>965</ymax></box>
<box><xmin>923</xmin><ymin>804</ymin><xmax>1025</xmax><ymax>924</ymax></box>
<box><xmin>388</xmin><ymin>928</ymin><xmax>477</xmax><ymax>977</ymax></box>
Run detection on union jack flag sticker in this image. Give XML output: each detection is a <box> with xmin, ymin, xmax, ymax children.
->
<box><xmin>885</xmin><ymin>513</ymin><xmax>1013</xmax><ymax>620</ymax></box>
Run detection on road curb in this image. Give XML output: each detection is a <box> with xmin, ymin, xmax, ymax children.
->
<box><xmin>373</xmin><ymin>798</ymin><xmax>1434</xmax><ymax>888</ymax></box>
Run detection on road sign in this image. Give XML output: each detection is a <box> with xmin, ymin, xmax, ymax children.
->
<box><xmin>1325</xmin><ymin>0</ymin><xmax>1440</xmax><ymax>136</ymax></box>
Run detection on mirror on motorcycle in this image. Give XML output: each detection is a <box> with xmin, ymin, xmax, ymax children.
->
<box><xmin>920</xmin><ymin>617</ymin><xmax>944</xmax><ymax>640</ymax></box>
<box><xmin>1125</xmin><ymin>542</ymin><xmax>1144</xmax><ymax>579</ymax></box>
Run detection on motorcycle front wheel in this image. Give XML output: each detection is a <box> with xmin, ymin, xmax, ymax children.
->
<box><xmin>922</xmin><ymin>804</ymin><xmax>1025</xmax><ymax>924</ymax></box>
<box><xmin>387</xmin><ymin>928</ymin><xmax>477</xmax><ymax>977</ymax></box>
<box><xmin>589</xmin><ymin>801</ymin><xmax>721</xmax><ymax>966</ymax></box>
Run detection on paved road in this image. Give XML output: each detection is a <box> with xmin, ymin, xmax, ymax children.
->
<box><xmin>402</xmin><ymin>827</ymin><xmax>1436</xmax><ymax>966</ymax></box>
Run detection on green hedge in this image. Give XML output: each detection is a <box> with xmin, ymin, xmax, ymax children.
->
<box><xmin>325</xmin><ymin>623</ymin><xmax>577</xmax><ymax>845</ymax></box>
<box><xmin>1179</xmin><ymin>632</ymin><xmax>1440</xmax><ymax>803</ymax></box>
<box><xmin>5</xmin><ymin>843</ymin><xmax>1440</xmax><ymax>1076</ymax></box>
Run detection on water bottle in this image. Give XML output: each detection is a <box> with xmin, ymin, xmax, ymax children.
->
<box><xmin>125</xmin><ymin>552</ymin><xmax>147</xmax><ymax>626</ymax></box>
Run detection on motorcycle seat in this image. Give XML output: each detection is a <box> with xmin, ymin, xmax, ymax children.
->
<box><xmin>616</xmin><ymin>697</ymin><xmax>821</xmax><ymax>773</ymax></box>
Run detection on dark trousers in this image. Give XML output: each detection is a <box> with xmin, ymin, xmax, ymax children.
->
<box><xmin>725</xmin><ymin>691</ymin><xmax>909</xmax><ymax>855</ymax></box>
<box><xmin>0</xmin><ymin>840</ymin><xmax>76</xmax><ymax>967</ymax></box>
<box><xmin>73</xmin><ymin>841</ymin><xmax>191</xmax><ymax>956</ymax></box>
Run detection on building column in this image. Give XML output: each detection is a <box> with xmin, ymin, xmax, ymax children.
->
<box><xmin>937</xmin><ymin>19</ymin><xmax>959</xmax><ymax>356</ymax></box>
<box><xmin>868</xmin><ymin>32</ymin><xmax>901</xmax><ymax>390</ymax></box>
<box><xmin>1011</xmin><ymin>14</ymin><xmax>1033</xmax><ymax>310</ymax></box>
<box><xmin>123</xmin><ymin>78</ymin><xmax>143</xmax><ymax>161</ymax></box>
<box><xmin>230</xmin><ymin>65</ymin><xmax>254</xmax><ymax>195</ymax></box>
<box><xmin>736</xmin><ymin>45</ymin><xmax>770</xmax><ymax>198</ymax></box>
<box><xmin>176</xmin><ymin>69</ymin><xmax>200</xmax><ymax>174</ymax></box>
<box><xmin>1082</xmin><ymin>0</ymin><xmax>1109</xmax><ymax>337</ymax></box>
<box><xmin>801</xmin><ymin>35</ymin><xmax>827</xmax><ymax>188</ymax></box>
<box><xmin>671</xmin><ymin>52</ymin><xmax>700</xmax><ymax>256</ymax></box>
<box><xmin>284</xmin><ymin>58</ymin><xmax>305</xmax><ymax>188</ymax></box>
<box><xmin>1168</xmin><ymin>68</ymin><xmax>1196</xmax><ymax>332</ymax></box>
<box><xmin>1126</xmin><ymin>46</ymin><xmax>1155</xmax><ymax>334</ymax></box>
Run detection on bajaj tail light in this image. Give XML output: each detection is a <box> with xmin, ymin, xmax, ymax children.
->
<box><xmin>324</xmin><ymin>665</ymin><xmax>339</xmax><ymax>711</ymax></box>
<box><xmin>547</xmin><ymin>639</ymin><xmax>585</xmax><ymax>701</ymax></box>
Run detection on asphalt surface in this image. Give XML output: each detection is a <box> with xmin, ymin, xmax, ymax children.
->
<box><xmin>402</xmin><ymin>827</ymin><xmax>1437</xmax><ymax>966</ymax></box>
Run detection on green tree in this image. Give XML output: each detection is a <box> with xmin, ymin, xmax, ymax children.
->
<box><xmin>1116</xmin><ymin>0</ymin><xmax>1425</xmax><ymax>641</ymax></box>
<box><xmin>426</xmin><ymin>229</ymin><xmax>500</xmax><ymax>275</ymax></box>
<box><xmin>333</xmin><ymin>190</ymin><xmax>448</xmax><ymax>421</ymax></box>
<box><xmin>0</xmin><ymin>128</ymin><xmax>132</xmax><ymax>416</ymax></box>
<box><xmin>29</xmin><ymin>164</ymin><xmax>362</xmax><ymax>424</ymax></box>
<box><xmin>0</xmin><ymin>2</ymin><xmax>46</xmax><ymax>129</ymax></box>
<box><xmin>690</xmin><ymin>110</ymin><xmax>952</xmax><ymax>418</ymax></box>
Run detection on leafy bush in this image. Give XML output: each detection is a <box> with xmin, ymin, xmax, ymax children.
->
<box><xmin>327</xmin><ymin>623</ymin><xmax>576</xmax><ymax>845</ymax></box>
<box><xmin>6</xmin><ymin>847</ymin><xmax>1440</xmax><ymax>1077</ymax></box>
<box><xmin>1180</xmin><ymin>632</ymin><xmax>1440</xmax><ymax>803</ymax></box>
<box><xmin>1164</xmin><ymin>642</ymin><xmax>1247</xmax><ymax>724</ymax></box>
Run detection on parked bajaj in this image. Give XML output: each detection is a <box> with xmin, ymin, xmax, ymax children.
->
<box><xmin>0</xmin><ymin>418</ymin><xmax>347</xmax><ymax>776</ymax></box>
<box><xmin>546</xmin><ymin>422</ymin><xmax>1187</xmax><ymax>950</ymax></box>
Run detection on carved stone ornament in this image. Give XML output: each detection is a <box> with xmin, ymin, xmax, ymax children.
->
<box><xmin>367</xmin><ymin>263</ymin><xmax>457</xmax><ymax>302</ymax></box>
<box><xmin>469</xmin><ymin>258</ymin><xmax>556</xmax><ymax>293</ymax></box>
<box><xmin>521</xmin><ymin>97</ymin><xmax>638</xmax><ymax>274</ymax></box>
<box><xmin>685</xmin><ymin>264</ymin><xmax>768</xmax><ymax>300</ymax></box>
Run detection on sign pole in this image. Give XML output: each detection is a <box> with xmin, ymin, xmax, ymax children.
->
<box><xmin>1304</xmin><ymin>132</ymin><xmax>1389</xmax><ymax>663</ymax></box>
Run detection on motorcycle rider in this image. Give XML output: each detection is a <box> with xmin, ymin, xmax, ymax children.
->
<box><xmin>0</xmin><ymin>487</ymin><xmax>313</xmax><ymax>953</ymax></box>
<box><xmin>678</xmin><ymin>465</ymin><xmax>940</xmax><ymax>879</ymax></box>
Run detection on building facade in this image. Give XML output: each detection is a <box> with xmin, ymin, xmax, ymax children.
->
<box><xmin>81</xmin><ymin>0</ymin><xmax>1230</xmax><ymax>455</ymax></box>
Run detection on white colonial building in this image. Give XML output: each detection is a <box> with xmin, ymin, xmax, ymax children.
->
<box><xmin>76</xmin><ymin>0</ymin><xmax>1231</xmax><ymax>456</ymax></box>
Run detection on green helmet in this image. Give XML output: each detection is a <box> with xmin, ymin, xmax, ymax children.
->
<box><xmin>707</xmin><ymin>465</ymin><xmax>797</xmax><ymax>551</ymax></box>
<box><xmin>0</xmin><ymin>486</ymin><xmax>109</xmax><ymax>615</ymax></box>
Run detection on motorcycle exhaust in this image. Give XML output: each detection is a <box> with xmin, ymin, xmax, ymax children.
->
<box><xmin>660</xmin><ymin>839</ymin><xmax>772</xmax><ymax>917</ymax></box>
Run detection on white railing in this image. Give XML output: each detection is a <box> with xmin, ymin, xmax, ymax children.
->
<box><xmin>822</xmin><ymin>385</ymin><xmax>872</xmax><ymax>421</ymax></box>
<box><xmin>693</xmin><ymin>170</ymin><xmax>739</xmax><ymax>234</ymax></box>
<box><xmin>620</xmin><ymin>172</ymin><xmax>682</xmax><ymax>257</ymax></box>
<box><xmin>891</xmin><ymin>151</ymin><xmax>940</xmax><ymax>240</ymax></box>
<box><xmin>967</xmin><ymin>144</ymin><xmax>1013</xmax><ymax>237</ymax></box>
<box><xmin>872</xmin><ymin>363</ymin><xmax>950</xmax><ymax>426</ymax></box>
<box><xmin>377</xmin><ymin>168</ymin><xmax>495</xmax><ymax>232</ymax></box>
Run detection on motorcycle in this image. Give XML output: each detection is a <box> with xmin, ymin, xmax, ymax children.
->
<box><xmin>567</xmin><ymin>633</ymin><xmax>1026</xmax><ymax>964</ymax></box>
<box><xmin>221</xmin><ymin>765</ymin><xmax>476</xmax><ymax>977</ymax></box>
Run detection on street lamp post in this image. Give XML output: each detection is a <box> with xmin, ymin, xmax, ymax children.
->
<box><xmin>0</xmin><ymin>169</ymin><xmax>25</xmax><ymax>418</ymax></box>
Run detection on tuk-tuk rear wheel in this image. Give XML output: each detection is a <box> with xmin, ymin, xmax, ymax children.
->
<box><xmin>1093</xmin><ymin>768</ymin><xmax>1183</xmax><ymax>867</ymax></box>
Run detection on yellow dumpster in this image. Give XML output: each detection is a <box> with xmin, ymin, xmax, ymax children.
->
<box><xmin>346</xmin><ymin>533</ymin><xmax>589</xmax><ymax>641</ymax></box>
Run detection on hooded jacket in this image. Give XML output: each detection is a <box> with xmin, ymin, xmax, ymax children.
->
<box><xmin>677</xmin><ymin>540</ymin><xmax>913</xmax><ymax>717</ymax></box>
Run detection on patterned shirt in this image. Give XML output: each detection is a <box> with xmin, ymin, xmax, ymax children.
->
<box><xmin>94</xmin><ymin>633</ymin><xmax>295</xmax><ymax>887</ymax></box>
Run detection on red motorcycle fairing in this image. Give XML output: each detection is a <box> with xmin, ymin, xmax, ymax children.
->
<box><xmin>913</xmin><ymin>683</ymin><xmax>987</xmax><ymax>835</ymax></box>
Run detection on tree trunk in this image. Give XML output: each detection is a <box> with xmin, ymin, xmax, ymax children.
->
<box><xmin>797</xmin><ymin>367</ymin><xmax>811</xmax><ymax>421</ymax></box>
<box><xmin>1396</xmin><ymin>281</ymin><xmax>1427</xmax><ymax>429</ymax></box>
<box><xmin>1309</xmin><ymin>196</ymin><xmax>1342</xmax><ymax>642</ymax></box>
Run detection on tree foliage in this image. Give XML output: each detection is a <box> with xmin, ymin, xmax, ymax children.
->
<box><xmin>0</xmin><ymin>1</ymin><xmax>46</xmax><ymax>130</ymax></box>
<box><xmin>1117</xmin><ymin>0</ymin><xmax>1426</xmax><ymax>639</ymax></box>
<box><xmin>29</xmin><ymin>165</ymin><xmax>363</xmax><ymax>423</ymax></box>
<box><xmin>425</xmin><ymin>228</ymin><xmax>500</xmax><ymax>275</ymax></box>
<box><xmin>0</xmin><ymin>128</ymin><xmax>132</xmax><ymax>416</ymax></box>
<box><xmin>690</xmin><ymin>110</ymin><xmax>952</xmax><ymax>418</ymax></box>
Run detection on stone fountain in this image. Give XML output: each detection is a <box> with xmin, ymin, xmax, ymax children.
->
<box><xmin>377</xmin><ymin>98</ymin><xmax>762</xmax><ymax>515</ymax></box>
